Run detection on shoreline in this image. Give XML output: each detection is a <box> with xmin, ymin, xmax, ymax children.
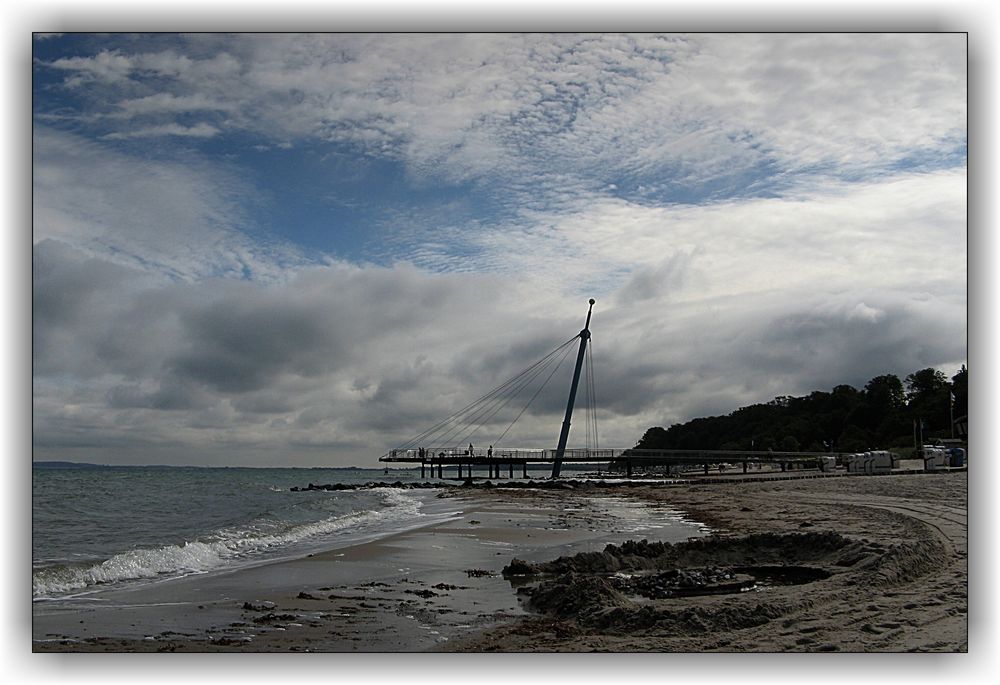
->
<box><xmin>33</xmin><ymin>469</ymin><xmax>967</xmax><ymax>652</ymax></box>
<box><xmin>33</xmin><ymin>485</ymin><xmax>707</xmax><ymax>651</ymax></box>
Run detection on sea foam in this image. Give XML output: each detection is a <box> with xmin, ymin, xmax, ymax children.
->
<box><xmin>32</xmin><ymin>487</ymin><xmax>422</xmax><ymax>599</ymax></box>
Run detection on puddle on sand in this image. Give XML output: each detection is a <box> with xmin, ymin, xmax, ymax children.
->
<box><xmin>734</xmin><ymin>565</ymin><xmax>832</xmax><ymax>593</ymax></box>
<box><xmin>509</xmin><ymin>564</ymin><xmax>832</xmax><ymax>601</ymax></box>
<box><xmin>620</xmin><ymin>565</ymin><xmax>833</xmax><ymax>600</ymax></box>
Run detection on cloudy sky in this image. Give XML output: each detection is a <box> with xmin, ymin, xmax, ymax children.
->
<box><xmin>31</xmin><ymin>32</ymin><xmax>967</xmax><ymax>467</ymax></box>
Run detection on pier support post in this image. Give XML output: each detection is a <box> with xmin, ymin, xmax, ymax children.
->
<box><xmin>421</xmin><ymin>463</ymin><xmax>425</xmax><ymax>479</ymax></box>
<box><xmin>509</xmin><ymin>462</ymin><xmax>513</xmax><ymax>479</ymax></box>
<box><xmin>523</xmin><ymin>462</ymin><xmax>528</xmax><ymax>479</ymax></box>
<box><xmin>743</xmin><ymin>461</ymin><xmax>748</xmax><ymax>474</ymax></box>
<box><xmin>458</xmin><ymin>463</ymin><xmax>462</xmax><ymax>479</ymax></box>
<box><xmin>626</xmin><ymin>459</ymin><xmax>632</xmax><ymax>478</ymax></box>
<box><xmin>438</xmin><ymin>462</ymin><xmax>443</xmax><ymax>479</ymax></box>
<box><xmin>704</xmin><ymin>462</ymin><xmax>709</xmax><ymax>475</ymax></box>
<box><xmin>781</xmin><ymin>462</ymin><xmax>786</xmax><ymax>472</ymax></box>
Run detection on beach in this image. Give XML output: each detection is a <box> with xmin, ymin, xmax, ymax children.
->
<box><xmin>33</xmin><ymin>468</ymin><xmax>967</xmax><ymax>652</ymax></box>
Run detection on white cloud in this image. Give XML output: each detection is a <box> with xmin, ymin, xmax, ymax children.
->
<box><xmin>32</xmin><ymin>126</ymin><xmax>308</xmax><ymax>282</ymax></box>
<box><xmin>103</xmin><ymin>122</ymin><xmax>221</xmax><ymax>139</ymax></box>
<box><xmin>112</xmin><ymin>93</ymin><xmax>237</xmax><ymax>118</ymax></box>
<box><xmin>40</xmin><ymin>34</ymin><xmax>966</xmax><ymax>195</ymax></box>
<box><xmin>847</xmin><ymin>302</ymin><xmax>885</xmax><ymax>323</ymax></box>
<box><xmin>49</xmin><ymin>49</ymin><xmax>135</xmax><ymax>85</ymax></box>
<box><xmin>450</xmin><ymin>168</ymin><xmax>967</xmax><ymax>307</ymax></box>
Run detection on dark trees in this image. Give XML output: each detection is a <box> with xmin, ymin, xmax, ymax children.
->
<box><xmin>634</xmin><ymin>366</ymin><xmax>965</xmax><ymax>453</ymax></box>
<box><xmin>905</xmin><ymin>368</ymin><xmax>952</xmax><ymax>436</ymax></box>
<box><xmin>951</xmin><ymin>365</ymin><xmax>967</xmax><ymax>419</ymax></box>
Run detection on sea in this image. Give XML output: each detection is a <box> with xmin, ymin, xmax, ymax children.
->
<box><xmin>31</xmin><ymin>465</ymin><xmax>455</xmax><ymax>603</ymax></box>
<box><xmin>32</xmin><ymin>462</ymin><xmax>599</xmax><ymax>604</ymax></box>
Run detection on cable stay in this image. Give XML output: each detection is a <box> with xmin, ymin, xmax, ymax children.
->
<box><xmin>385</xmin><ymin>299</ymin><xmax>599</xmax><ymax>480</ymax></box>
<box><xmin>492</xmin><ymin>341</ymin><xmax>577</xmax><ymax>446</ymax></box>
<box><xmin>392</xmin><ymin>334</ymin><xmax>580</xmax><ymax>455</ymax></box>
<box><xmin>583</xmin><ymin>339</ymin><xmax>599</xmax><ymax>453</ymax></box>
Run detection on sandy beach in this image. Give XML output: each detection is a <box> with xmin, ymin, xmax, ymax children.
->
<box><xmin>33</xmin><ymin>468</ymin><xmax>967</xmax><ymax>653</ymax></box>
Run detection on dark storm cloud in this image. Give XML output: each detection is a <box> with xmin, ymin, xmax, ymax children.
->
<box><xmin>106</xmin><ymin>377</ymin><xmax>213</xmax><ymax>411</ymax></box>
<box><xmin>31</xmin><ymin>233</ymin><xmax>967</xmax><ymax>466</ymax></box>
<box><xmin>32</xmin><ymin>241</ymin><xmax>563</xmax><ymax>461</ymax></box>
<box><xmin>616</xmin><ymin>250</ymin><xmax>698</xmax><ymax>304</ymax></box>
<box><xmin>737</xmin><ymin>294</ymin><xmax>966</xmax><ymax>394</ymax></box>
<box><xmin>32</xmin><ymin>240</ymin><xmax>147</xmax><ymax>377</ymax></box>
<box><xmin>590</xmin><ymin>288</ymin><xmax>967</xmax><ymax>434</ymax></box>
<box><xmin>169</xmin><ymin>296</ymin><xmax>338</xmax><ymax>394</ymax></box>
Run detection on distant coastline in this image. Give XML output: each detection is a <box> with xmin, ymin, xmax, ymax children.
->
<box><xmin>32</xmin><ymin>460</ymin><xmax>107</xmax><ymax>469</ymax></box>
<box><xmin>31</xmin><ymin>461</ymin><xmax>415</xmax><ymax>470</ymax></box>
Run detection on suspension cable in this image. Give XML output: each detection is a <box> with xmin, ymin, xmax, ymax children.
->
<box><xmin>395</xmin><ymin>335</ymin><xmax>580</xmax><ymax>450</ymax></box>
<box><xmin>458</xmin><ymin>344</ymin><xmax>573</xmax><ymax>446</ymax></box>
<box><xmin>587</xmin><ymin>337</ymin><xmax>598</xmax><ymax>452</ymax></box>
<box><xmin>491</xmin><ymin>338</ymin><xmax>577</xmax><ymax>446</ymax></box>
<box><xmin>397</xmin><ymin>335</ymin><xmax>576</xmax><ymax>449</ymax></box>
<box><xmin>431</xmin><ymin>343</ymin><xmax>571</xmax><ymax>448</ymax></box>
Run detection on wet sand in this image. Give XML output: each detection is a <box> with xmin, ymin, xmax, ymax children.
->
<box><xmin>33</xmin><ymin>486</ymin><xmax>706</xmax><ymax>651</ymax></box>
<box><xmin>33</xmin><ymin>469</ymin><xmax>967</xmax><ymax>653</ymax></box>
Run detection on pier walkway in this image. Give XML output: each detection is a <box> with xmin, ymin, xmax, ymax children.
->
<box><xmin>378</xmin><ymin>447</ymin><xmax>851</xmax><ymax>479</ymax></box>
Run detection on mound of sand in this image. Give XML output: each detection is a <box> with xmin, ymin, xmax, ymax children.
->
<box><xmin>502</xmin><ymin>530</ymin><xmax>948</xmax><ymax>638</ymax></box>
<box><xmin>446</xmin><ymin>472</ymin><xmax>967</xmax><ymax>652</ymax></box>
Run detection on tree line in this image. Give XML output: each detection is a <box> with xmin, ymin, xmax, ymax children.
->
<box><xmin>634</xmin><ymin>366</ymin><xmax>967</xmax><ymax>454</ymax></box>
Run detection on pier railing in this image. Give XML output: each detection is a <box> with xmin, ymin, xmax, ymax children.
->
<box><xmin>379</xmin><ymin>447</ymin><xmax>859</xmax><ymax>479</ymax></box>
<box><xmin>380</xmin><ymin>447</ymin><xmax>849</xmax><ymax>463</ymax></box>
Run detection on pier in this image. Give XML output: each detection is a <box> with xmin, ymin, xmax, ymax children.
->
<box><xmin>378</xmin><ymin>447</ymin><xmax>852</xmax><ymax>479</ymax></box>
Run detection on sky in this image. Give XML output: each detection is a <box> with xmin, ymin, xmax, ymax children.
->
<box><xmin>30</xmin><ymin>32</ymin><xmax>968</xmax><ymax>467</ymax></box>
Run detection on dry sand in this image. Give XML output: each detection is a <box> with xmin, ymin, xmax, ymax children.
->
<box><xmin>33</xmin><ymin>469</ymin><xmax>967</xmax><ymax>653</ymax></box>
<box><xmin>446</xmin><ymin>471</ymin><xmax>968</xmax><ymax>653</ymax></box>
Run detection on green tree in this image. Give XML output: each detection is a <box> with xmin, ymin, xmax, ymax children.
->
<box><xmin>865</xmin><ymin>374</ymin><xmax>905</xmax><ymax>411</ymax></box>
<box><xmin>905</xmin><ymin>368</ymin><xmax>951</xmax><ymax>434</ymax></box>
<box><xmin>904</xmin><ymin>368</ymin><xmax>948</xmax><ymax>403</ymax></box>
<box><xmin>860</xmin><ymin>374</ymin><xmax>907</xmax><ymax>444</ymax></box>
<box><xmin>837</xmin><ymin>424</ymin><xmax>871</xmax><ymax>452</ymax></box>
<box><xmin>951</xmin><ymin>365</ymin><xmax>967</xmax><ymax>418</ymax></box>
<box><xmin>780</xmin><ymin>435</ymin><xmax>801</xmax><ymax>451</ymax></box>
<box><xmin>635</xmin><ymin>426</ymin><xmax>669</xmax><ymax>450</ymax></box>
<box><xmin>631</xmin><ymin>367</ymin><xmax>968</xmax><ymax>455</ymax></box>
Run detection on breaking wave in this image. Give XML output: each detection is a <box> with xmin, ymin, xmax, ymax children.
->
<box><xmin>33</xmin><ymin>488</ymin><xmax>422</xmax><ymax>599</ymax></box>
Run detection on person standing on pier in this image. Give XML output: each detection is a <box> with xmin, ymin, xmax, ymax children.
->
<box><xmin>488</xmin><ymin>445</ymin><xmax>493</xmax><ymax>458</ymax></box>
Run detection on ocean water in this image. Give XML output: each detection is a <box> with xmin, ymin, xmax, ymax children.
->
<box><xmin>32</xmin><ymin>465</ymin><xmax>443</xmax><ymax>601</ymax></box>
